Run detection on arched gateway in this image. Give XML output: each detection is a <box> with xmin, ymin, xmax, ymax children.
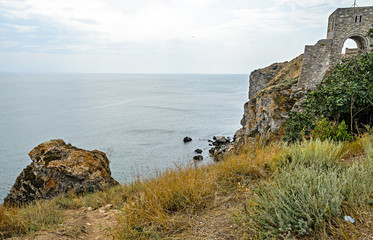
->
<box><xmin>298</xmin><ymin>6</ymin><xmax>373</xmax><ymax>90</ymax></box>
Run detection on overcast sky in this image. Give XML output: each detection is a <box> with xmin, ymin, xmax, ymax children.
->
<box><xmin>0</xmin><ymin>0</ymin><xmax>371</xmax><ymax>73</ymax></box>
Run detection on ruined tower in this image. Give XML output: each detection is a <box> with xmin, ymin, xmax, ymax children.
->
<box><xmin>298</xmin><ymin>6</ymin><xmax>373</xmax><ymax>90</ymax></box>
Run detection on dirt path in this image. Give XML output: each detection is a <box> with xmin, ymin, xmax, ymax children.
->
<box><xmin>22</xmin><ymin>205</ymin><xmax>118</xmax><ymax>240</ymax></box>
<box><xmin>14</xmin><ymin>195</ymin><xmax>247</xmax><ymax>240</ymax></box>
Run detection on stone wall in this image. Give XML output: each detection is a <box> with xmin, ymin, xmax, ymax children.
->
<box><xmin>237</xmin><ymin>6</ymin><xmax>373</xmax><ymax>141</ymax></box>
<box><xmin>298</xmin><ymin>6</ymin><xmax>373</xmax><ymax>90</ymax></box>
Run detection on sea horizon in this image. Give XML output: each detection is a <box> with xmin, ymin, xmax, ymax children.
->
<box><xmin>0</xmin><ymin>73</ymin><xmax>249</xmax><ymax>201</ymax></box>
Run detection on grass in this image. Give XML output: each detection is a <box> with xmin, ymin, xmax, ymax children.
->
<box><xmin>246</xmin><ymin>137</ymin><xmax>373</xmax><ymax>239</ymax></box>
<box><xmin>111</xmin><ymin>139</ymin><xmax>282</xmax><ymax>239</ymax></box>
<box><xmin>1</xmin><ymin>135</ymin><xmax>372</xmax><ymax>239</ymax></box>
<box><xmin>0</xmin><ymin>199</ymin><xmax>64</xmax><ymax>238</ymax></box>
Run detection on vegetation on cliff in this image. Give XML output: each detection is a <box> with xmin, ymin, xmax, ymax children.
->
<box><xmin>284</xmin><ymin>50</ymin><xmax>373</xmax><ymax>142</ymax></box>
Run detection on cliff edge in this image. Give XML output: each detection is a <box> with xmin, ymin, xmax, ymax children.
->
<box><xmin>236</xmin><ymin>54</ymin><xmax>304</xmax><ymax>140</ymax></box>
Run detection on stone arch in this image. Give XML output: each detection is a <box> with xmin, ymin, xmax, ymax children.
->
<box><xmin>341</xmin><ymin>34</ymin><xmax>369</xmax><ymax>57</ymax></box>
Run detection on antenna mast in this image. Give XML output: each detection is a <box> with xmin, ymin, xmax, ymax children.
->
<box><xmin>352</xmin><ymin>0</ymin><xmax>358</xmax><ymax>7</ymax></box>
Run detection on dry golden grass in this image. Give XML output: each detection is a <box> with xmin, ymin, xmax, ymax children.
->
<box><xmin>2</xmin><ymin>135</ymin><xmax>372</xmax><ymax>239</ymax></box>
<box><xmin>0</xmin><ymin>199</ymin><xmax>64</xmax><ymax>238</ymax></box>
<box><xmin>111</xmin><ymin>139</ymin><xmax>283</xmax><ymax>239</ymax></box>
<box><xmin>323</xmin><ymin>205</ymin><xmax>373</xmax><ymax>240</ymax></box>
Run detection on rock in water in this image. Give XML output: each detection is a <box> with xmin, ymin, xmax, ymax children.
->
<box><xmin>194</xmin><ymin>149</ymin><xmax>203</xmax><ymax>154</ymax></box>
<box><xmin>183</xmin><ymin>136</ymin><xmax>192</xmax><ymax>143</ymax></box>
<box><xmin>4</xmin><ymin>139</ymin><xmax>119</xmax><ymax>206</ymax></box>
<box><xmin>209</xmin><ymin>136</ymin><xmax>234</xmax><ymax>161</ymax></box>
<box><xmin>213</xmin><ymin>136</ymin><xmax>229</xmax><ymax>144</ymax></box>
<box><xmin>193</xmin><ymin>155</ymin><xmax>203</xmax><ymax>161</ymax></box>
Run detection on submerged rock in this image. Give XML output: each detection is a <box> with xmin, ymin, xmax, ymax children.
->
<box><xmin>4</xmin><ymin>139</ymin><xmax>119</xmax><ymax>206</ymax></box>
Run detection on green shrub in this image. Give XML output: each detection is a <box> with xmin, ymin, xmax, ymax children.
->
<box><xmin>276</xmin><ymin>139</ymin><xmax>343</xmax><ymax>170</ymax></box>
<box><xmin>283</xmin><ymin>111</ymin><xmax>314</xmax><ymax>142</ymax></box>
<box><xmin>248</xmin><ymin>138</ymin><xmax>373</xmax><ymax>238</ymax></box>
<box><xmin>250</xmin><ymin>166</ymin><xmax>343</xmax><ymax>237</ymax></box>
<box><xmin>284</xmin><ymin>50</ymin><xmax>373</xmax><ymax>142</ymax></box>
<box><xmin>311</xmin><ymin>119</ymin><xmax>352</xmax><ymax>141</ymax></box>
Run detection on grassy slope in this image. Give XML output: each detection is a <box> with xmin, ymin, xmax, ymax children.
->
<box><xmin>1</xmin><ymin>135</ymin><xmax>372</xmax><ymax>239</ymax></box>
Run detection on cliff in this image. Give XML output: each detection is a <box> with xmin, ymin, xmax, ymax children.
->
<box><xmin>236</xmin><ymin>55</ymin><xmax>304</xmax><ymax>140</ymax></box>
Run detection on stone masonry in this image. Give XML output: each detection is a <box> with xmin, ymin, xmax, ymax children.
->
<box><xmin>298</xmin><ymin>6</ymin><xmax>373</xmax><ymax>90</ymax></box>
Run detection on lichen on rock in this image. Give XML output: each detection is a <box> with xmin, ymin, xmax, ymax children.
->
<box><xmin>4</xmin><ymin>139</ymin><xmax>119</xmax><ymax>206</ymax></box>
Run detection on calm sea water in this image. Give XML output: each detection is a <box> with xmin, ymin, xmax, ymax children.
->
<box><xmin>0</xmin><ymin>73</ymin><xmax>248</xmax><ymax>201</ymax></box>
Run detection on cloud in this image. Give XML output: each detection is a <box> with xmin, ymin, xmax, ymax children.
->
<box><xmin>274</xmin><ymin>0</ymin><xmax>350</xmax><ymax>8</ymax></box>
<box><xmin>0</xmin><ymin>0</ymin><xmax>371</xmax><ymax>56</ymax></box>
<box><xmin>1</xmin><ymin>23</ymin><xmax>36</xmax><ymax>32</ymax></box>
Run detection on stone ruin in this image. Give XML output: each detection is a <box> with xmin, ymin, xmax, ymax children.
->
<box><xmin>298</xmin><ymin>6</ymin><xmax>373</xmax><ymax>90</ymax></box>
<box><xmin>235</xmin><ymin>6</ymin><xmax>373</xmax><ymax>139</ymax></box>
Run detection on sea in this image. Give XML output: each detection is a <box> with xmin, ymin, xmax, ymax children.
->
<box><xmin>0</xmin><ymin>73</ymin><xmax>249</xmax><ymax>201</ymax></box>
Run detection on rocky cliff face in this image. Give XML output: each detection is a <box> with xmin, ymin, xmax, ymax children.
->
<box><xmin>4</xmin><ymin>139</ymin><xmax>119</xmax><ymax>206</ymax></box>
<box><xmin>236</xmin><ymin>55</ymin><xmax>304</xmax><ymax>140</ymax></box>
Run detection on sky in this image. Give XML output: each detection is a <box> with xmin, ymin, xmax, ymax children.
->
<box><xmin>0</xmin><ymin>0</ymin><xmax>371</xmax><ymax>74</ymax></box>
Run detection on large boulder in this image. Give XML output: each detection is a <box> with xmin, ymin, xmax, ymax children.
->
<box><xmin>4</xmin><ymin>139</ymin><xmax>119</xmax><ymax>206</ymax></box>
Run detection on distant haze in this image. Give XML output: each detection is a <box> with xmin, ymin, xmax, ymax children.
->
<box><xmin>0</xmin><ymin>0</ymin><xmax>371</xmax><ymax>74</ymax></box>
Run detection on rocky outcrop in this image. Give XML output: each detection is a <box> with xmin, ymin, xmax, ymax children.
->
<box><xmin>209</xmin><ymin>136</ymin><xmax>234</xmax><ymax>161</ymax></box>
<box><xmin>236</xmin><ymin>55</ymin><xmax>305</xmax><ymax>140</ymax></box>
<box><xmin>248</xmin><ymin>62</ymin><xmax>287</xmax><ymax>99</ymax></box>
<box><xmin>4</xmin><ymin>139</ymin><xmax>119</xmax><ymax>206</ymax></box>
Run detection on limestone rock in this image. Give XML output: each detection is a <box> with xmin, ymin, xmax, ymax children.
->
<box><xmin>237</xmin><ymin>55</ymin><xmax>305</xmax><ymax>140</ymax></box>
<box><xmin>249</xmin><ymin>63</ymin><xmax>286</xmax><ymax>99</ymax></box>
<box><xmin>4</xmin><ymin>139</ymin><xmax>119</xmax><ymax>206</ymax></box>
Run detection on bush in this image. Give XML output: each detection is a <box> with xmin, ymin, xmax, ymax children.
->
<box><xmin>284</xmin><ymin>50</ymin><xmax>373</xmax><ymax>142</ymax></box>
<box><xmin>283</xmin><ymin>111</ymin><xmax>314</xmax><ymax>142</ymax></box>
<box><xmin>311</xmin><ymin>119</ymin><xmax>352</xmax><ymax>141</ymax></box>
<box><xmin>250</xmin><ymin>166</ymin><xmax>343</xmax><ymax>237</ymax></box>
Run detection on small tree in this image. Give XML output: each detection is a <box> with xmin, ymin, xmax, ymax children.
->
<box><xmin>304</xmin><ymin>52</ymin><xmax>373</xmax><ymax>132</ymax></box>
<box><xmin>284</xmin><ymin>51</ymin><xmax>373</xmax><ymax>142</ymax></box>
